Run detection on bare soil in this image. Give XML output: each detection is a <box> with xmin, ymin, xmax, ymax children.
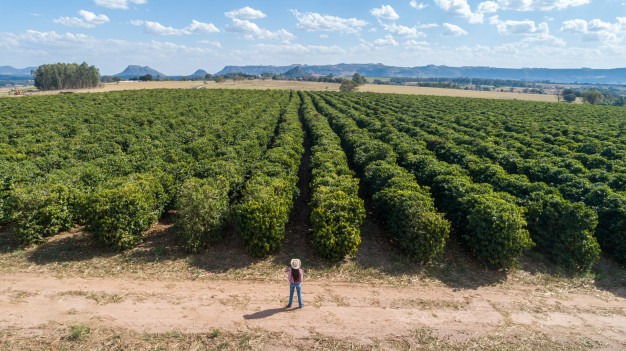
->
<box><xmin>0</xmin><ymin>221</ymin><xmax>624</xmax><ymax>350</ymax></box>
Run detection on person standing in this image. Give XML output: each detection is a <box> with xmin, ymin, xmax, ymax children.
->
<box><xmin>286</xmin><ymin>258</ymin><xmax>304</xmax><ymax>309</ymax></box>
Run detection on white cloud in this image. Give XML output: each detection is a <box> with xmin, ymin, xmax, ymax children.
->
<box><xmin>409</xmin><ymin>1</ymin><xmax>428</xmax><ymax>10</ymax></box>
<box><xmin>496</xmin><ymin>0</ymin><xmax>590</xmax><ymax>11</ymax></box>
<box><xmin>55</xmin><ymin>10</ymin><xmax>109</xmax><ymax>28</ymax></box>
<box><xmin>254</xmin><ymin>43</ymin><xmax>346</xmax><ymax>55</ymax></box>
<box><xmin>404</xmin><ymin>39</ymin><xmax>430</xmax><ymax>50</ymax></box>
<box><xmin>434</xmin><ymin>0</ymin><xmax>484</xmax><ymax>24</ymax></box>
<box><xmin>490</xmin><ymin>16</ymin><xmax>549</xmax><ymax>35</ymax></box>
<box><xmin>93</xmin><ymin>0</ymin><xmax>147</xmax><ymax>10</ymax></box>
<box><xmin>224</xmin><ymin>7</ymin><xmax>267</xmax><ymax>20</ymax></box>
<box><xmin>561</xmin><ymin>17</ymin><xmax>625</xmax><ymax>43</ymax></box>
<box><xmin>131</xmin><ymin>20</ymin><xmax>219</xmax><ymax>35</ymax></box>
<box><xmin>477</xmin><ymin>1</ymin><xmax>499</xmax><ymax>13</ymax></box>
<box><xmin>291</xmin><ymin>10</ymin><xmax>368</xmax><ymax>33</ymax></box>
<box><xmin>442</xmin><ymin>23</ymin><xmax>469</xmax><ymax>36</ymax></box>
<box><xmin>381</xmin><ymin>22</ymin><xmax>426</xmax><ymax>38</ymax></box>
<box><xmin>417</xmin><ymin>23</ymin><xmax>440</xmax><ymax>29</ymax></box>
<box><xmin>370</xmin><ymin>5</ymin><xmax>400</xmax><ymax>20</ymax></box>
<box><xmin>227</xmin><ymin>19</ymin><xmax>295</xmax><ymax>41</ymax></box>
<box><xmin>373</xmin><ymin>34</ymin><xmax>399</xmax><ymax>47</ymax></box>
<box><xmin>198</xmin><ymin>40</ymin><xmax>222</xmax><ymax>48</ymax></box>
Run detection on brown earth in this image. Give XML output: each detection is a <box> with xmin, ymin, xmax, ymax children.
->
<box><xmin>0</xmin><ymin>219</ymin><xmax>624</xmax><ymax>350</ymax></box>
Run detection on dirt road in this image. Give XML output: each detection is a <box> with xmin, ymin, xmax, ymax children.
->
<box><xmin>1</xmin><ymin>272</ymin><xmax>624</xmax><ymax>349</ymax></box>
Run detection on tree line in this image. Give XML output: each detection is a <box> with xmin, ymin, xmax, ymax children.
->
<box><xmin>32</xmin><ymin>62</ymin><xmax>100</xmax><ymax>91</ymax></box>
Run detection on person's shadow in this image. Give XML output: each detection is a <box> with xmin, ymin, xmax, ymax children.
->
<box><xmin>243</xmin><ymin>308</ymin><xmax>293</xmax><ymax>319</ymax></box>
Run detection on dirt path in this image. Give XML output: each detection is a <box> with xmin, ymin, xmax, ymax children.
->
<box><xmin>1</xmin><ymin>273</ymin><xmax>624</xmax><ymax>349</ymax></box>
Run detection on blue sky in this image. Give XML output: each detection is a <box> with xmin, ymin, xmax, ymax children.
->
<box><xmin>1</xmin><ymin>0</ymin><xmax>625</xmax><ymax>75</ymax></box>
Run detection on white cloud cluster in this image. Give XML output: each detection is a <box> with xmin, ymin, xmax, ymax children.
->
<box><xmin>291</xmin><ymin>10</ymin><xmax>368</xmax><ymax>33</ymax></box>
<box><xmin>490</xmin><ymin>16</ymin><xmax>549</xmax><ymax>35</ymax></box>
<box><xmin>224</xmin><ymin>7</ymin><xmax>294</xmax><ymax>41</ymax></box>
<box><xmin>373</xmin><ymin>34</ymin><xmax>399</xmax><ymax>46</ymax></box>
<box><xmin>434</xmin><ymin>0</ymin><xmax>485</xmax><ymax>24</ymax></box>
<box><xmin>442</xmin><ymin>23</ymin><xmax>468</xmax><ymax>36</ymax></box>
<box><xmin>380</xmin><ymin>22</ymin><xmax>426</xmax><ymax>38</ymax></box>
<box><xmin>228</xmin><ymin>19</ymin><xmax>295</xmax><ymax>41</ymax></box>
<box><xmin>224</xmin><ymin>7</ymin><xmax>267</xmax><ymax>20</ymax></box>
<box><xmin>496</xmin><ymin>0</ymin><xmax>590</xmax><ymax>12</ymax></box>
<box><xmin>409</xmin><ymin>1</ymin><xmax>428</xmax><ymax>10</ymax></box>
<box><xmin>131</xmin><ymin>20</ymin><xmax>219</xmax><ymax>35</ymax></box>
<box><xmin>93</xmin><ymin>0</ymin><xmax>147</xmax><ymax>10</ymax></box>
<box><xmin>561</xmin><ymin>17</ymin><xmax>626</xmax><ymax>44</ymax></box>
<box><xmin>55</xmin><ymin>10</ymin><xmax>109</xmax><ymax>28</ymax></box>
<box><xmin>370</xmin><ymin>5</ymin><xmax>399</xmax><ymax>20</ymax></box>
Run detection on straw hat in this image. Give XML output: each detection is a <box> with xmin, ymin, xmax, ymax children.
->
<box><xmin>290</xmin><ymin>258</ymin><xmax>301</xmax><ymax>270</ymax></box>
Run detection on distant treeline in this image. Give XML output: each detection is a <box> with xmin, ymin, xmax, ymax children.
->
<box><xmin>33</xmin><ymin>62</ymin><xmax>100</xmax><ymax>90</ymax></box>
<box><xmin>386</xmin><ymin>77</ymin><xmax>549</xmax><ymax>88</ymax></box>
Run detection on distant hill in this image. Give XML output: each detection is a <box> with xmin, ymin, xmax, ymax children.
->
<box><xmin>187</xmin><ymin>69</ymin><xmax>209</xmax><ymax>78</ymax></box>
<box><xmin>216</xmin><ymin>64</ymin><xmax>626</xmax><ymax>85</ymax></box>
<box><xmin>0</xmin><ymin>66</ymin><xmax>36</xmax><ymax>76</ymax></box>
<box><xmin>114</xmin><ymin>65</ymin><xmax>166</xmax><ymax>78</ymax></box>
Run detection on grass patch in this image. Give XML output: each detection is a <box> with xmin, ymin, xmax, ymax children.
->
<box><xmin>67</xmin><ymin>323</ymin><xmax>90</xmax><ymax>341</ymax></box>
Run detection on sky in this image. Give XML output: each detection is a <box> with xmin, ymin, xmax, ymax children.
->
<box><xmin>1</xmin><ymin>0</ymin><xmax>625</xmax><ymax>75</ymax></box>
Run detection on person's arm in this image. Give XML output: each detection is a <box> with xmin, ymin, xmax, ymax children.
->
<box><xmin>287</xmin><ymin>268</ymin><xmax>293</xmax><ymax>283</ymax></box>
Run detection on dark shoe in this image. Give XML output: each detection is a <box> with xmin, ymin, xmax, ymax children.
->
<box><xmin>299</xmin><ymin>304</ymin><xmax>304</xmax><ymax>308</ymax></box>
<box><xmin>285</xmin><ymin>304</ymin><xmax>291</xmax><ymax>308</ymax></box>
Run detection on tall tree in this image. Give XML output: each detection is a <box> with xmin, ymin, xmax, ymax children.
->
<box><xmin>33</xmin><ymin>62</ymin><xmax>100</xmax><ymax>90</ymax></box>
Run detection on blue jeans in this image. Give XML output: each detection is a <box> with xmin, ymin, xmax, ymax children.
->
<box><xmin>288</xmin><ymin>283</ymin><xmax>303</xmax><ymax>307</ymax></box>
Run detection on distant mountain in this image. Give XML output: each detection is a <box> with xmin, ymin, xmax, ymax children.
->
<box><xmin>283</xmin><ymin>66</ymin><xmax>310</xmax><ymax>78</ymax></box>
<box><xmin>114</xmin><ymin>65</ymin><xmax>166</xmax><ymax>78</ymax></box>
<box><xmin>0</xmin><ymin>66</ymin><xmax>36</xmax><ymax>76</ymax></box>
<box><xmin>215</xmin><ymin>63</ymin><xmax>626</xmax><ymax>85</ymax></box>
<box><xmin>187</xmin><ymin>69</ymin><xmax>209</xmax><ymax>78</ymax></box>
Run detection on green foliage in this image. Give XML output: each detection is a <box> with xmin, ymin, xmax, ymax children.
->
<box><xmin>33</xmin><ymin>62</ymin><xmax>100</xmax><ymax>90</ymax></box>
<box><xmin>310</xmin><ymin>93</ymin><xmax>450</xmax><ymax>262</ymax></box>
<box><xmin>84</xmin><ymin>173</ymin><xmax>166</xmax><ymax>250</ymax></box>
<box><xmin>301</xmin><ymin>93</ymin><xmax>365</xmax><ymax>260</ymax></box>
<box><xmin>581</xmin><ymin>90</ymin><xmax>603</xmax><ymax>105</ymax></box>
<box><xmin>526</xmin><ymin>194</ymin><xmax>600</xmax><ymax>271</ymax></box>
<box><xmin>235</xmin><ymin>177</ymin><xmax>295</xmax><ymax>257</ymax></box>
<box><xmin>352</xmin><ymin>73</ymin><xmax>368</xmax><ymax>86</ymax></box>
<box><xmin>176</xmin><ymin>177</ymin><xmax>230</xmax><ymax>252</ymax></box>
<box><xmin>311</xmin><ymin>185</ymin><xmax>365</xmax><ymax>260</ymax></box>
<box><xmin>236</xmin><ymin>95</ymin><xmax>304</xmax><ymax>257</ymax></box>
<box><xmin>339</xmin><ymin>80</ymin><xmax>358</xmax><ymax>92</ymax></box>
<box><xmin>9</xmin><ymin>183</ymin><xmax>74</xmax><ymax>245</ymax></box>
<box><xmin>461</xmin><ymin>194</ymin><xmax>534</xmax><ymax>268</ymax></box>
<box><xmin>584</xmin><ymin>185</ymin><xmax>626</xmax><ymax>264</ymax></box>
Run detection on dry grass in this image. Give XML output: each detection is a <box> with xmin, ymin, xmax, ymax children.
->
<box><xmin>0</xmin><ymin>322</ymin><xmax>603</xmax><ymax>351</ymax></box>
<box><xmin>0</xmin><ymin>219</ymin><xmax>624</xmax><ymax>296</ymax></box>
<box><xmin>0</xmin><ymin>79</ymin><xmax>561</xmax><ymax>102</ymax></box>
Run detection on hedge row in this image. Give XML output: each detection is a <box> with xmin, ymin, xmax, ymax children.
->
<box><xmin>356</xmin><ymin>94</ymin><xmax>615</xmax><ymax>267</ymax></box>
<box><xmin>316</xmin><ymin>92</ymin><xmax>532</xmax><ymax>268</ymax></box>
<box><xmin>235</xmin><ymin>93</ymin><xmax>305</xmax><ymax>257</ymax></box>
<box><xmin>83</xmin><ymin>173</ymin><xmax>168</xmax><ymax>250</ymax></box>
<box><xmin>299</xmin><ymin>92</ymin><xmax>365</xmax><ymax>261</ymax></box>
<box><xmin>343</xmin><ymin>94</ymin><xmax>600</xmax><ymax>271</ymax></box>
<box><xmin>309</xmin><ymin>93</ymin><xmax>451</xmax><ymax>263</ymax></box>
<box><xmin>176</xmin><ymin>94</ymin><xmax>291</xmax><ymax>253</ymax></box>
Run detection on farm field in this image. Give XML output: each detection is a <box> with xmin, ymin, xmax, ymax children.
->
<box><xmin>2</xmin><ymin>79</ymin><xmax>559</xmax><ymax>102</ymax></box>
<box><xmin>0</xmin><ymin>89</ymin><xmax>625</xmax><ymax>349</ymax></box>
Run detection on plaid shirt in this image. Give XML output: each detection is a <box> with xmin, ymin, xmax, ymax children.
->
<box><xmin>287</xmin><ymin>268</ymin><xmax>304</xmax><ymax>284</ymax></box>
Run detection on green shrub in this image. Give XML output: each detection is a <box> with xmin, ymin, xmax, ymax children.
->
<box><xmin>310</xmin><ymin>184</ymin><xmax>365</xmax><ymax>260</ymax></box>
<box><xmin>84</xmin><ymin>173</ymin><xmax>166</xmax><ymax>250</ymax></box>
<box><xmin>461</xmin><ymin>194</ymin><xmax>534</xmax><ymax>268</ymax></box>
<box><xmin>584</xmin><ymin>185</ymin><xmax>626</xmax><ymax>263</ymax></box>
<box><xmin>235</xmin><ymin>176</ymin><xmax>296</xmax><ymax>257</ymax></box>
<box><xmin>176</xmin><ymin>177</ymin><xmax>230</xmax><ymax>252</ymax></box>
<box><xmin>374</xmin><ymin>188</ymin><xmax>450</xmax><ymax>262</ymax></box>
<box><xmin>9</xmin><ymin>183</ymin><xmax>74</xmax><ymax>245</ymax></box>
<box><xmin>526</xmin><ymin>193</ymin><xmax>600</xmax><ymax>271</ymax></box>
